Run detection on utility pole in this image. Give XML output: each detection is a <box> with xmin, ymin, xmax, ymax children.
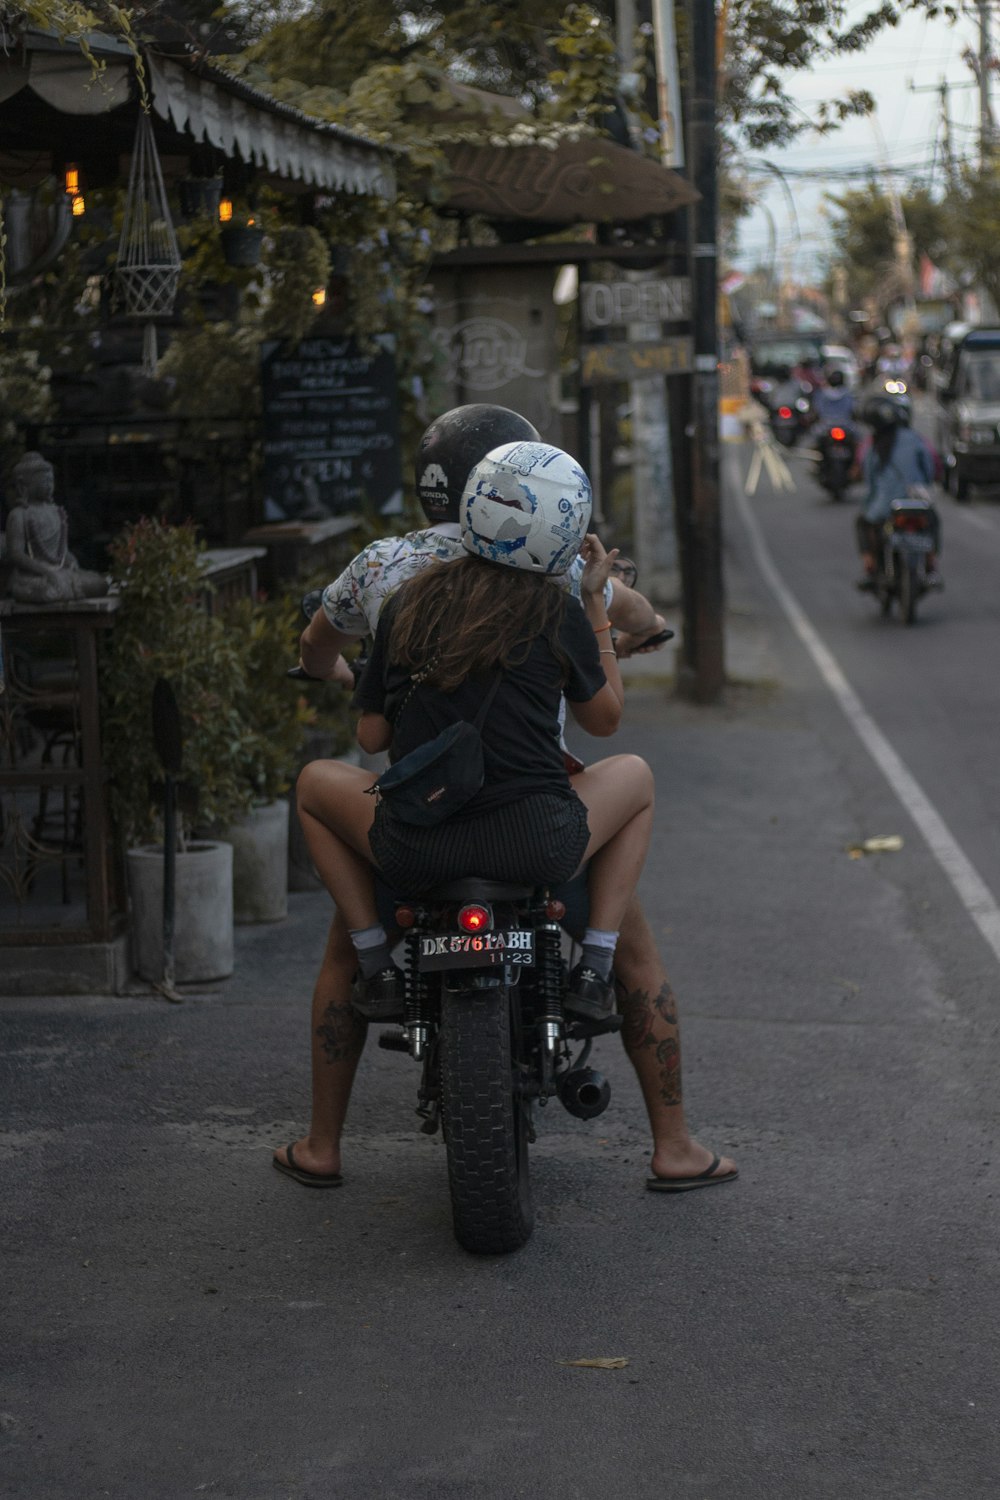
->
<box><xmin>978</xmin><ymin>0</ymin><xmax>995</xmax><ymax>160</ymax></box>
<box><xmin>674</xmin><ymin>0</ymin><xmax>724</xmax><ymax>702</ymax></box>
<box><xmin>963</xmin><ymin>3</ymin><xmax>997</xmax><ymax>161</ymax></box>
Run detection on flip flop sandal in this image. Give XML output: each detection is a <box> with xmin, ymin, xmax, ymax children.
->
<box><xmin>273</xmin><ymin>1142</ymin><xmax>343</xmax><ymax>1189</ymax></box>
<box><xmin>646</xmin><ymin>1155</ymin><xmax>738</xmax><ymax>1193</ymax></box>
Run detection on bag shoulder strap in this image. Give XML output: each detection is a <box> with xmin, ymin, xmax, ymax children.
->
<box><xmin>471</xmin><ymin>672</ymin><xmax>503</xmax><ymax>731</ymax></box>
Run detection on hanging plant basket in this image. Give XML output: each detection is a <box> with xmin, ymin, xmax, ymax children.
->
<box><xmin>115</xmin><ymin>112</ymin><xmax>182</xmax><ymax>321</ymax></box>
<box><xmin>220</xmin><ymin>225</ymin><xmax>265</xmax><ymax>268</ymax></box>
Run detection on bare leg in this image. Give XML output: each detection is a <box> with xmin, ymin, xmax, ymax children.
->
<box><xmin>570</xmin><ymin>755</ymin><xmax>655</xmax><ymax>930</ymax></box>
<box><xmin>296</xmin><ymin>760</ymin><xmax>381</xmax><ymax>928</ymax></box>
<box><xmin>614</xmin><ymin>899</ymin><xmax>737</xmax><ymax>1184</ymax></box>
<box><xmin>273</xmin><ymin>912</ymin><xmax>366</xmax><ymax>1180</ymax></box>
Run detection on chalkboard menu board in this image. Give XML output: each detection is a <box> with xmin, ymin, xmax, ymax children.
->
<box><xmin>260</xmin><ymin>334</ymin><xmax>403</xmax><ymax>519</ymax></box>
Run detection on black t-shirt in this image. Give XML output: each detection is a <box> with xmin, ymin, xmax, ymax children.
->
<box><xmin>352</xmin><ymin>589</ymin><xmax>605</xmax><ymax>816</ymax></box>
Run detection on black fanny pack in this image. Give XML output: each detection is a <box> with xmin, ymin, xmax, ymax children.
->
<box><xmin>366</xmin><ymin>674</ymin><xmax>501</xmax><ymax>828</ymax></box>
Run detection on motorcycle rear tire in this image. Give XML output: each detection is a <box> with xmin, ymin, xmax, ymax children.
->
<box><xmin>899</xmin><ymin>555</ymin><xmax>919</xmax><ymax>625</ymax></box>
<box><xmin>440</xmin><ymin>987</ymin><xmax>534</xmax><ymax>1255</ymax></box>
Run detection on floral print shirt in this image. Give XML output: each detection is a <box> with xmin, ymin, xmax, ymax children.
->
<box><xmin>321</xmin><ymin>523</ymin><xmax>608</xmax><ymax>637</ymax></box>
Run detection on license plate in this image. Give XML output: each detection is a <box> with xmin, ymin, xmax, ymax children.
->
<box><xmin>896</xmin><ymin>533</ymin><xmax>933</xmax><ymax>553</ymax></box>
<box><xmin>417</xmin><ymin>929</ymin><xmax>535</xmax><ymax>971</ymax></box>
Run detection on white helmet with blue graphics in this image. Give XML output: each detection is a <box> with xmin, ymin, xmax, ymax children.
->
<box><xmin>461</xmin><ymin>441</ymin><xmax>592</xmax><ymax>576</ymax></box>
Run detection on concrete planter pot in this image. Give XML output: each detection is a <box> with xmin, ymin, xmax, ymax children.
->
<box><xmin>127</xmin><ymin>841</ymin><xmax>234</xmax><ymax>983</ymax></box>
<box><xmin>224</xmin><ymin>799</ymin><xmax>289</xmax><ymax>924</ymax></box>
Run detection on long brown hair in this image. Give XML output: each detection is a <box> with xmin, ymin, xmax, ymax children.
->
<box><xmin>389</xmin><ymin>555</ymin><xmax>570</xmax><ymax>691</ymax></box>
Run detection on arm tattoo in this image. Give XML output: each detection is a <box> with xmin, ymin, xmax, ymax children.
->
<box><xmin>316</xmin><ymin>1002</ymin><xmax>366</xmax><ymax>1064</ymax></box>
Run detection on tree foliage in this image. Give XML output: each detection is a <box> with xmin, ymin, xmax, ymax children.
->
<box><xmin>943</xmin><ymin>161</ymin><xmax>1000</xmax><ymax>316</ymax></box>
<box><xmin>825</xmin><ymin>179</ymin><xmax>952</xmax><ymax>303</ymax></box>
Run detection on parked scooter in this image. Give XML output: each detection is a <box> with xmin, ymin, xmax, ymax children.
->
<box><xmin>868</xmin><ymin>492</ymin><xmax>941</xmax><ymax>625</ymax></box>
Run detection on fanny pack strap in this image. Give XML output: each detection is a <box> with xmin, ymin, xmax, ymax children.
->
<box><xmin>471</xmin><ymin>673</ymin><xmax>502</xmax><ymax>731</ymax></box>
<box><xmin>394</xmin><ymin>665</ymin><xmax>502</xmax><ymax>736</ymax></box>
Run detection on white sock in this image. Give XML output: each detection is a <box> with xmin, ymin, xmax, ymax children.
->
<box><xmin>580</xmin><ymin>927</ymin><xmax>618</xmax><ymax>981</ymax></box>
<box><xmin>350</xmin><ymin>924</ymin><xmax>393</xmax><ymax>979</ymax></box>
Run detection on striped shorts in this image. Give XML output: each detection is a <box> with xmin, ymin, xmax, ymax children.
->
<box><xmin>369</xmin><ymin>791</ymin><xmax>590</xmax><ymax>894</ymax></box>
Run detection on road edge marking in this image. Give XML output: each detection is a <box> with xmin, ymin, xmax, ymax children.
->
<box><xmin>732</xmin><ymin>483</ymin><xmax>1000</xmax><ymax>968</ymax></box>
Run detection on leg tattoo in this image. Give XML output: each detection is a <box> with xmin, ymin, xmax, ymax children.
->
<box><xmin>616</xmin><ymin>979</ymin><xmax>683</xmax><ymax>1107</ymax></box>
<box><xmin>655</xmin><ymin>1035</ymin><xmax>682</xmax><ymax>1107</ymax></box>
<box><xmin>316</xmin><ymin>1002</ymin><xmax>366</xmax><ymax>1064</ymax></box>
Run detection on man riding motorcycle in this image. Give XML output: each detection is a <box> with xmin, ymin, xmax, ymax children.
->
<box><xmin>812</xmin><ymin>368</ymin><xmax>856</xmax><ymax>428</ymax></box>
<box><xmin>856</xmin><ymin>395</ymin><xmax>940</xmax><ymax>590</ymax></box>
<box><xmin>273</xmin><ymin>403</ymin><xmax>737</xmax><ymax>1196</ymax></box>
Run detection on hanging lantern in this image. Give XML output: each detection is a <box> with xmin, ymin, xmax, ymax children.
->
<box><xmin>115</xmin><ymin>112</ymin><xmax>182</xmax><ymax>374</ymax></box>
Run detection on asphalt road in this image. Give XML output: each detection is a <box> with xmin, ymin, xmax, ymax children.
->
<box><xmin>4</xmin><ymin>434</ymin><xmax>1000</xmax><ymax>1498</ymax></box>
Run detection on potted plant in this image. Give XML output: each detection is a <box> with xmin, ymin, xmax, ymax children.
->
<box><xmin>102</xmin><ymin>518</ymin><xmax>260</xmax><ymax>983</ymax></box>
<box><xmin>219</xmin><ymin>592</ymin><xmax>321</xmax><ymax>923</ymax></box>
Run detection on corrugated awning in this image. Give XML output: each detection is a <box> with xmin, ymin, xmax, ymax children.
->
<box><xmin>149</xmin><ymin>56</ymin><xmax>393</xmax><ymax>199</ymax></box>
<box><xmin>0</xmin><ymin>28</ymin><xmax>392</xmax><ymax>199</ymax></box>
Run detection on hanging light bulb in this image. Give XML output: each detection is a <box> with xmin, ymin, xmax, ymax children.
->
<box><xmin>311</xmin><ymin>287</ymin><xmax>327</xmax><ymax>307</ymax></box>
<box><xmin>218</xmin><ymin>197</ymin><xmax>233</xmax><ymax>223</ymax></box>
<box><xmin>71</xmin><ymin>194</ymin><xmax>86</xmax><ymax>218</ymax></box>
<box><xmin>64</xmin><ymin>164</ymin><xmax>80</xmax><ymax>195</ymax></box>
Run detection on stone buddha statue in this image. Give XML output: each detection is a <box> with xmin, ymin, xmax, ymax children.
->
<box><xmin>2</xmin><ymin>453</ymin><xmax>108</xmax><ymax>604</ymax></box>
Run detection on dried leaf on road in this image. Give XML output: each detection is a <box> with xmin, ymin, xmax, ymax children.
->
<box><xmin>846</xmin><ymin>835</ymin><xmax>904</xmax><ymax>858</ymax></box>
<box><xmin>558</xmin><ymin>1357</ymin><xmax>629</xmax><ymax>1370</ymax></box>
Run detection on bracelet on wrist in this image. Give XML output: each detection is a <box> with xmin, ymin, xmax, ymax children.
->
<box><xmin>593</xmin><ymin>622</ymin><xmax>612</xmax><ymax>634</ymax></box>
<box><xmin>599</xmin><ymin>648</ymin><xmax>617</xmax><ymax>656</ymax></box>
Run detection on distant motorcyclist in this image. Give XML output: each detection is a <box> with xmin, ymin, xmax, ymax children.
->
<box><xmin>812</xmin><ymin>368</ymin><xmax>856</xmax><ymax>429</ymax></box>
<box><xmin>792</xmin><ymin>355</ymin><xmax>823</xmax><ymax>392</ymax></box>
<box><xmin>856</xmin><ymin>396</ymin><xmax>939</xmax><ymax>589</ymax></box>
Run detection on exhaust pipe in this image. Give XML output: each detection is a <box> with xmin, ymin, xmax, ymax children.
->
<box><xmin>557</xmin><ymin>1066</ymin><xmax>611</xmax><ymax>1120</ymax></box>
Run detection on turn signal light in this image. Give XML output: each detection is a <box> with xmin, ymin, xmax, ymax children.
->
<box><xmin>830</xmin><ymin>426</ymin><xmax>847</xmax><ymax>441</ymax></box>
<box><xmin>545</xmin><ymin>898</ymin><xmax>566</xmax><ymax>920</ymax></box>
<box><xmin>394</xmin><ymin>905</ymin><xmax>417</xmax><ymax>929</ymax></box>
<box><xmin>458</xmin><ymin>903</ymin><xmax>492</xmax><ymax>933</ymax></box>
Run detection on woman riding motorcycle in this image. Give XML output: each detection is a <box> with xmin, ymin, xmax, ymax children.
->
<box><xmin>295</xmin><ymin>442</ymin><xmax>654</xmax><ymax>1026</ymax></box>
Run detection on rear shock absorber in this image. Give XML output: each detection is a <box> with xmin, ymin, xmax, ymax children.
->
<box><xmin>532</xmin><ymin>900</ymin><xmax>564</xmax><ymax>1096</ymax></box>
<box><xmin>404</xmin><ymin>925</ymin><xmax>431</xmax><ymax>1061</ymax></box>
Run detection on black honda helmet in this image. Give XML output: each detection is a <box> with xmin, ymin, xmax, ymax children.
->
<box><xmin>863</xmin><ymin>395</ymin><xmax>902</xmax><ymax>432</ymax></box>
<box><xmin>415</xmin><ymin>404</ymin><xmax>540</xmax><ymax>523</ymax></box>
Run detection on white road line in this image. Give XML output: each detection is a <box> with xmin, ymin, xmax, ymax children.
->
<box><xmin>733</xmin><ymin>484</ymin><xmax>1000</xmax><ymax>969</ymax></box>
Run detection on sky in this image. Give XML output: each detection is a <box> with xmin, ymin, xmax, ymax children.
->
<box><xmin>731</xmin><ymin>1</ymin><xmax>994</xmax><ymax>280</ymax></box>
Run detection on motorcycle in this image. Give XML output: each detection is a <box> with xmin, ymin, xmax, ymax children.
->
<box><xmin>768</xmin><ymin>380</ymin><xmax>813</xmax><ymax>448</ymax></box>
<box><xmin>289</xmin><ymin>596</ymin><xmax>621</xmax><ymax>1256</ymax></box>
<box><xmin>372</xmin><ymin>879</ymin><xmax>620</xmax><ymax>1254</ymax></box>
<box><xmin>870</xmin><ymin>493</ymin><xmax>940</xmax><ymax>626</ymax></box>
<box><xmin>813</xmin><ymin>423</ymin><xmax>856</xmax><ymax>501</ymax></box>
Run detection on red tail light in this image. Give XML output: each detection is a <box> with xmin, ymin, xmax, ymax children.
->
<box><xmin>778</xmin><ymin>406</ymin><xmax>793</xmax><ymax>419</ymax></box>
<box><xmin>830</xmin><ymin>426</ymin><xmax>847</xmax><ymax>441</ymax></box>
<box><xmin>893</xmin><ymin>512</ymin><xmax>930</xmax><ymax>532</ymax></box>
<box><xmin>394</xmin><ymin>905</ymin><xmax>417</xmax><ymax>928</ymax></box>
<box><xmin>545</xmin><ymin>898</ymin><xmax>566</xmax><ymax>921</ymax></box>
<box><xmin>458</xmin><ymin>903</ymin><xmax>492</xmax><ymax>933</ymax></box>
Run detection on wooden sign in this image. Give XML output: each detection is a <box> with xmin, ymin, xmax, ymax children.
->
<box><xmin>580</xmin><ymin>277</ymin><xmax>691</xmax><ymax>331</ymax></box>
<box><xmin>580</xmin><ymin>337</ymin><xmax>693</xmax><ymax>385</ymax></box>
